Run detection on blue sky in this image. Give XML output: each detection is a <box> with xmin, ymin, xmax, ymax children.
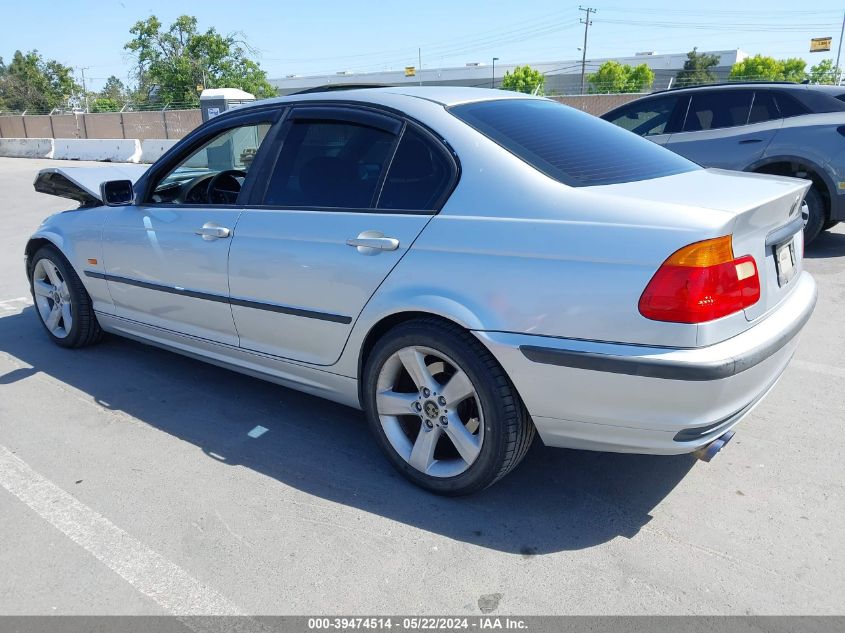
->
<box><xmin>2</xmin><ymin>0</ymin><xmax>844</xmax><ymax>91</ymax></box>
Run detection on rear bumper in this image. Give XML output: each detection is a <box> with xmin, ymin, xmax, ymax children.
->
<box><xmin>474</xmin><ymin>271</ymin><xmax>817</xmax><ymax>455</ymax></box>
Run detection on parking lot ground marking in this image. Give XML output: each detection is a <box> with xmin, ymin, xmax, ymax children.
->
<box><xmin>0</xmin><ymin>444</ymin><xmax>244</xmax><ymax>617</ymax></box>
<box><xmin>0</xmin><ymin>296</ymin><xmax>32</xmax><ymax>315</ymax></box>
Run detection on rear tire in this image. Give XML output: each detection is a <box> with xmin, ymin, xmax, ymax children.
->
<box><xmin>29</xmin><ymin>245</ymin><xmax>103</xmax><ymax>348</ymax></box>
<box><xmin>803</xmin><ymin>187</ymin><xmax>825</xmax><ymax>246</ymax></box>
<box><xmin>362</xmin><ymin>318</ymin><xmax>535</xmax><ymax>495</ymax></box>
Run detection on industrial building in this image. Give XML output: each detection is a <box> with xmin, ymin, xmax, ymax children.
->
<box><xmin>271</xmin><ymin>49</ymin><xmax>748</xmax><ymax>95</ymax></box>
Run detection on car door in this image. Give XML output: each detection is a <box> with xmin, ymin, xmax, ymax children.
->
<box><xmin>602</xmin><ymin>94</ymin><xmax>684</xmax><ymax>146</ymax></box>
<box><xmin>227</xmin><ymin>106</ymin><xmax>458</xmax><ymax>365</ymax></box>
<box><xmin>100</xmin><ymin>111</ymin><xmax>278</xmax><ymax>345</ymax></box>
<box><xmin>664</xmin><ymin>89</ymin><xmax>780</xmax><ymax>168</ymax></box>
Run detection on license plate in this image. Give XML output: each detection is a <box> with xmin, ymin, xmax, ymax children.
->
<box><xmin>775</xmin><ymin>240</ymin><xmax>796</xmax><ymax>287</ymax></box>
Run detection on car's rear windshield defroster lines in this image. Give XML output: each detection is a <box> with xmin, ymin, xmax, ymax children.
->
<box><xmin>450</xmin><ymin>99</ymin><xmax>698</xmax><ymax>187</ymax></box>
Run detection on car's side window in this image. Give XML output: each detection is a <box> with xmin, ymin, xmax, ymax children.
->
<box><xmin>606</xmin><ymin>96</ymin><xmax>678</xmax><ymax>137</ymax></box>
<box><xmin>263</xmin><ymin>118</ymin><xmax>396</xmax><ymax>208</ymax></box>
<box><xmin>748</xmin><ymin>92</ymin><xmax>781</xmax><ymax>124</ymax></box>
<box><xmin>376</xmin><ymin>127</ymin><xmax>454</xmax><ymax>211</ymax></box>
<box><xmin>147</xmin><ymin>122</ymin><xmax>272</xmax><ymax>205</ymax></box>
<box><xmin>683</xmin><ymin>90</ymin><xmax>753</xmax><ymax>132</ymax></box>
<box><xmin>773</xmin><ymin>92</ymin><xmax>810</xmax><ymax>118</ymax></box>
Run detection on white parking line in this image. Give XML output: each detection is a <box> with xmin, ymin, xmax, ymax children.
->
<box><xmin>0</xmin><ymin>444</ymin><xmax>244</xmax><ymax>616</ymax></box>
<box><xmin>0</xmin><ymin>296</ymin><xmax>32</xmax><ymax>314</ymax></box>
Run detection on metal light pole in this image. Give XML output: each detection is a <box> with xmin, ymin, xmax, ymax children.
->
<box><xmin>492</xmin><ymin>57</ymin><xmax>499</xmax><ymax>88</ymax></box>
<box><xmin>836</xmin><ymin>11</ymin><xmax>845</xmax><ymax>84</ymax></box>
<box><xmin>80</xmin><ymin>67</ymin><xmax>90</xmax><ymax>113</ymax></box>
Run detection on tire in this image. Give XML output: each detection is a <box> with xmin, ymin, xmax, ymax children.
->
<box><xmin>28</xmin><ymin>245</ymin><xmax>103</xmax><ymax>348</ymax></box>
<box><xmin>802</xmin><ymin>186</ymin><xmax>825</xmax><ymax>246</ymax></box>
<box><xmin>822</xmin><ymin>219</ymin><xmax>839</xmax><ymax>232</ymax></box>
<box><xmin>362</xmin><ymin>318</ymin><xmax>535</xmax><ymax>495</ymax></box>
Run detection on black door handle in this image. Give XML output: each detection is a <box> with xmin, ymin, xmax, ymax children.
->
<box><xmin>739</xmin><ymin>139</ymin><xmax>763</xmax><ymax>144</ymax></box>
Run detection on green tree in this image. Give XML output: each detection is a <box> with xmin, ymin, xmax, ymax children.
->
<box><xmin>125</xmin><ymin>15</ymin><xmax>276</xmax><ymax>106</ymax></box>
<box><xmin>87</xmin><ymin>76</ymin><xmax>128</xmax><ymax>112</ymax></box>
<box><xmin>781</xmin><ymin>58</ymin><xmax>808</xmax><ymax>82</ymax></box>
<box><xmin>808</xmin><ymin>59</ymin><xmax>841</xmax><ymax>84</ymax></box>
<box><xmin>729</xmin><ymin>55</ymin><xmax>807</xmax><ymax>82</ymax></box>
<box><xmin>500</xmin><ymin>65</ymin><xmax>545</xmax><ymax>95</ymax></box>
<box><xmin>89</xmin><ymin>97</ymin><xmax>123</xmax><ymax>112</ymax></box>
<box><xmin>588</xmin><ymin>61</ymin><xmax>654</xmax><ymax>93</ymax></box>
<box><xmin>674</xmin><ymin>48</ymin><xmax>720</xmax><ymax>88</ymax></box>
<box><xmin>0</xmin><ymin>50</ymin><xmax>78</xmax><ymax>112</ymax></box>
<box><xmin>101</xmin><ymin>75</ymin><xmax>127</xmax><ymax>102</ymax></box>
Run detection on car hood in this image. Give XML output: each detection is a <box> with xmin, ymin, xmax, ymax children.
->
<box><xmin>33</xmin><ymin>164</ymin><xmax>150</xmax><ymax>207</ymax></box>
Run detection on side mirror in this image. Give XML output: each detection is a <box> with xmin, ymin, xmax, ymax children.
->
<box><xmin>100</xmin><ymin>180</ymin><xmax>134</xmax><ymax>206</ymax></box>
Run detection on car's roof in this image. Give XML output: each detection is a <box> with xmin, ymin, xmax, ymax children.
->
<box><xmin>238</xmin><ymin>86</ymin><xmax>540</xmax><ymax>111</ymax></box>
<box><xmin>651</xmin><ymin>82</ymin><xmax>843</xmax><ymax>96</ymax></box>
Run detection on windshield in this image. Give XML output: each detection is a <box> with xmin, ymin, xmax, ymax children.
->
<box><xmin>450</xmin><ymin>99</ymin><xmax>699</xmax><ymax>187</ymax></box>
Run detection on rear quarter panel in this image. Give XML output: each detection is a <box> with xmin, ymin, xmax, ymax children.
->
<box><xmin>334</xmin><ymin>167</ymin><xmax>738</xmax><ymax>378</ymax></box>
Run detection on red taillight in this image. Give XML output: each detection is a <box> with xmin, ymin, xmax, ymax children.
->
<box><xmin>639</xmin><ymin>236</ymin><xmax>760</xmax><ymax>323</ymax></box>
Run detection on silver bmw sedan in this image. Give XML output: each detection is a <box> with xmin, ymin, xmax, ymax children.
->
<box><xmin>26</xmin><ymin>87</ymin><xmax>817</xmax><ymax>495</ymax></box>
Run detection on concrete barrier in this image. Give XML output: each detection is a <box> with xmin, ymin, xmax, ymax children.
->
<box><xmin>0</xmin><ymin>138</ymin><xmax>54</xmax><ymax>159</ymax></box>
<box><xmin>140</xmin><ymin>139</ymin><xmax>180</xmax><ymax>164</ymax></box>
<box><xmin>52</xmin><ymin>139</ymin><xmax>142</xmax><ymax>163</ymax></box>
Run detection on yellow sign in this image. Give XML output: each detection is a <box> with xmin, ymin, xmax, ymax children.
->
<box><xmin>404</xmin><ymin>66</ymin><xmax>416</xmax><ymax>77</ymax></box>
<box><xmin>196</xmin><ymin>84</ymin><xmax>204</xmax><ymax>92</ymax></box>
<box><xmin>810</xmin><ymin>37</ymin><xmax>832</xmax><ymax>52</ymax></box>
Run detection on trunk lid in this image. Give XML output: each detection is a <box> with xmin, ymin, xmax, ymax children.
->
<box><xmin>594</xmin><ymin>167</ymin><xmax>810</xmax><ymax>323</ymax></box>
<box><xmin>33</xmin><ymin>165</ymin><xmax>150</xmax><ymax>207</ymax></box>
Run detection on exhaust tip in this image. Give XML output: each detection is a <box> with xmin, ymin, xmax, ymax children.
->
<box><xmin>695</xmin><ymin>430</ymin><xmax>735</xmax><ymax>462</ymax></box>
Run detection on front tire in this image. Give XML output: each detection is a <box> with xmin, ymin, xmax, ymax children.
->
<box><xmin>363</xmin><ymin>318</ymin><xmax>535</xmax><ymax>495</ymax></box>
<box><xmin>29</xmin><ymin>245</ymin><xmax>103</xmax><ymax>348</ymax></box>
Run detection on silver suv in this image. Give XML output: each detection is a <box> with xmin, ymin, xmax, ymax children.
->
<box><xmin>602</xmin><ymin>83</ymin><xmax>845</xmax><ymax>243</ymax></box>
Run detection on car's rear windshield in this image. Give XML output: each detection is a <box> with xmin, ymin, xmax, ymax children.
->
<box><xmin>450</xmin><ymin>98</ymin><xmax>698</xmax><ymax>187</ymax></box>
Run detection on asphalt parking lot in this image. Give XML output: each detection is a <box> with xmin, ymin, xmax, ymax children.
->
<box><xmin>0</xmin><ymin>156</ymin><xmax>843</xmax><ymax>616</ymax></box>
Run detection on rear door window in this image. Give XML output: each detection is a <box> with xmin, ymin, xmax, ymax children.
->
<box><xmin>605</xmin><ymin>96</ymin><xmax>679</xmax><ymax>137</ymax></box>
<box><xmin>264</xmin><ymin>117</ymin><xmax>396</xmax><ymax>208</ymax></box>
<box><xmin>773</xmin><ymin>92</ymin><xmax>810</xmax><ymax>118</ymax></box>
<box><xmin>451</xmin><ymin>98</ymin><xmax>697</xmax><ymax>187</ymax></box>
<box><xmin>748</xmin><ymin>92</ymin><xmax>781</xmax><ymax>124</ymax></box>
<box><xmin>377</xmin><ymin>127</ymin><xmax>455</xmax><ymax>211</ymax></box>
<box><xmin>683</xmin><ymin>90</ymin><xmax>753</xmax><ymax>131</ymax></box>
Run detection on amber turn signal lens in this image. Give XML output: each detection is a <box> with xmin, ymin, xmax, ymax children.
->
<box><xmin>664</xmin><ymin>235</ymin><xmax>734</xmax><ymax>267</ymax></box>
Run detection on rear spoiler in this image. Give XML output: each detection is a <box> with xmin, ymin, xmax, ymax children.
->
<box><xmin>34</xmin><ymin>165</ymin><xmax>150</xmax><ymax>207</ymax></box>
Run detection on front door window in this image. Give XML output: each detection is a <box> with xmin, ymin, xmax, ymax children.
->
<box><xmin>148</xmin><ymin>123</ymin><xmax>271</xmax><ymax>205</ymax></box>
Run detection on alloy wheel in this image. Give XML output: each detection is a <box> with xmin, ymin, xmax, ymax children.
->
<box><xmin>375</xmin><ymin>345</ymin><xmax>484</xmax><ymax>478</ymax></box>
<box><xmin>32</xmin><ymin>258</ymin><xmax>73</xmax><ymax>339</ymax></box>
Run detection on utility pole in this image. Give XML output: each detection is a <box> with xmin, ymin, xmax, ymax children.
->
<box><xmin>492</xmin><ymin>57</ymin><xmax>499</xmax><ymax>88</ymax></box>
<box><xmin>418</xmin><ymin>48</ymin><xmax>423</xmax><ymax>86</ymax></box>
<box><xmin>579</xmin><ymin>6</ymin><xmax>596</xmax><ymax>95</ymax></box>
<box><xmin>80</xmin><ymin>67</ymin><xmax>90</xmax><ymax>113</ymax></box>
<box><xmin>836</xmin><ymin>11</ymin><xmax>845</xmax><ymax>84</ymax></box>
